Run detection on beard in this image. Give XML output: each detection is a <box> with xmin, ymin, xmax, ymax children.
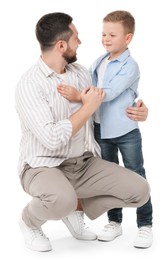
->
<box><xmin>63</xmin><ymin>47</ymin><xmax>77</xmax><ymax>64</ymax></box>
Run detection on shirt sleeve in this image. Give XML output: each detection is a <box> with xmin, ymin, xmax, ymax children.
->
<box><xmin>15</xmin><ymin>78</ymin><xmax>72</xmax><ymax>151</ymax></box>
<box><xmin>103</xmin><ymin>60</ymin><xmax>140</xmax><ymax>102</ymax></box>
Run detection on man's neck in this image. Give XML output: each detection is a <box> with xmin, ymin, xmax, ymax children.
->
<box><xmin>41</xmin><ymin>53</ymin><xmax>67</xmax><ymax>74</ymax></box>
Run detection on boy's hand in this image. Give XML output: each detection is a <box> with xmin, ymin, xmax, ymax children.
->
<box><xmin>57</xmin><ymin>84</ymin><xmax>81</xmax><ymax>102</ymax></box>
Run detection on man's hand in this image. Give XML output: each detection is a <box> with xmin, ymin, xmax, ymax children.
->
<box><xmin>126</xmin><ymin>99</ymin><xmax>148</xmax><ymax>121</ymax></box>
<box><xmin>81</xmin><ymin>86</ymin><xmax>105</xmax><ymax>114</ymax></box>
<box><xmin>69</xmin><ymin>86</ymin><xmax>105</xmax><ymax>136</ymax></box>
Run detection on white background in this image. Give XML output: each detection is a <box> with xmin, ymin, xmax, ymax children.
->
<box><xmin>1</xmin><ymin>0</ymin><xmax>164</xmax><ymax>259</ymax></box>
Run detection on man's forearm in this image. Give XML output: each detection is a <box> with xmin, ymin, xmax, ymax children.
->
<box><xmin>69</xmin><ymin>103</ymin><xmax>93</xmax><ymax>136</ymax></box>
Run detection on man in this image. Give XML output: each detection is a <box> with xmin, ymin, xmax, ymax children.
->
<box><xmin>15</xmin><ymin>12</ymin><xmax>150</xmax><ymax>252</ymax></box>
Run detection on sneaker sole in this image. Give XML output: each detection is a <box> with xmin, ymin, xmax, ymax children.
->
<box><xmin>97</xmin><ymin>230</ymin><xmax>122</xmax><ymax>242</ymax></box>
<box><xmin>25</xmin><ymin>243</ymin><xmax>52</xmax><ymax>252</ymax></box>
<box><xmin>133</xmin><ymin>242</ymin><xmax>152</xmax><ymax>249</ymax></box>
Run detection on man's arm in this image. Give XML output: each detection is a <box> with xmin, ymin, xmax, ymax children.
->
<box><xmin>126</xmin><ymin>99</ymin><xmax>148</xmax><ymax>121</ymax></box>
<box><xmin>57</xmin><ymin>84</ymin><xmax>105</xmax><ymax>135</ymax></box>
<box><xmin>69</xmin><ymin>86</ymin><xmax>105</xmax><ymax>136</ymax></box>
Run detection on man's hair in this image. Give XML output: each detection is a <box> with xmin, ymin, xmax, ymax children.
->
<box><xmin>103</xmin><ymin>10</ymin><xmax>135</xmax><ymax>34</ymax></box>
<box><xmin>36</xmin><ymin>12</ymin><xmax>73</xmax><ymax>51</ymax></box>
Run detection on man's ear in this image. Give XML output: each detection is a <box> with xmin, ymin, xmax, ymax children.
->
<box><xmin>57</xmin><ymin>40</ymin><xmax>67</xmax><ymax>52</ymax></box>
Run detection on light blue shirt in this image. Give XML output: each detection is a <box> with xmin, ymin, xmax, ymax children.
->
<box><xmin>90</xmin><ymin>49</ymin><xmax>139</xmax><ymax>138</ymax></box>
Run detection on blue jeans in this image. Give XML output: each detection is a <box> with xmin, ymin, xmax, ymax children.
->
<box><xmin>94</xmin><ymin>123</ymin><xmax>153</xmax><ymax>227</ymax></box>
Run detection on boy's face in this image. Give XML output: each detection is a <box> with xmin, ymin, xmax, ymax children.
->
<box><xmin>102</xmin><ymin>22</ymin><xmax>133</xmax><ymax>58</ymax></box>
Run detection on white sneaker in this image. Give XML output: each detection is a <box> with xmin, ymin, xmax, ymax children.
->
<box><xmin>133</xmin><ymin>226</ymin><xmax>153</xmax><ymax>248</ymax></box>
<box><xmin>97</xmin><ymin>221</ymin><xmax>122</xmax><ymax>242</ymax></box>
<box><xmin>19</xmin><ymin>218</ymin><xmax>52</xmax><ymax>252</ymax></box>
<box><xmin>62</xmin><ymin>211</ymin><xmax>97</xmax><ymax>240</ymax></box>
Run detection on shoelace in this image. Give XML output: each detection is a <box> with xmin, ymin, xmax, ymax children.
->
<box><xmin>104</xmin><ymin>222</ymin><xmax>120</xmax><ymax>230</ymax></box>
<box><xmin>29</xmin><ymin>227</ymin><xmax>47</xmax><ymax>239</ymax></box>
<box><xmin>137</xmin><ymin>227</ymin><xmax>152</xmax><ymax>238</ymax></box>
<box><xmin>77</xmin><ymin>211</ymin><xmax>89</xmax><ymax>231</ymax></box>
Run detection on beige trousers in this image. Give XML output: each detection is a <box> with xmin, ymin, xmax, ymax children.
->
<box><xmin>20</xmin><ymin>152</ymin><xmax>150</xmax><ymax>228</ymax></box>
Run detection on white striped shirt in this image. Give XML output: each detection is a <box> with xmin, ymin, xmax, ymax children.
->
<box><xmin>15</xmin><ymin>57</ymin><xmax>101</xmax><ymax>175</ymax></box>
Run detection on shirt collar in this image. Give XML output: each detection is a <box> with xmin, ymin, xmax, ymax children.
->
<box><xmin>38</xmin><ymin>57</ymin><xmax>55</xmax><ymax>78</ymax></box>
<box><xmin>96</xmin><ymin>48</ymin><xmax>130</xmax><ymax>66</ymax></box>
<box><xmin>37</xmin><ymin>57</ymin><xmax>78</xmax><ymax>78</ymax></box>
<box><xmin>111</xmin><ymin>48</ymin><xmax>130</xmax><ymax>62</ymax></box>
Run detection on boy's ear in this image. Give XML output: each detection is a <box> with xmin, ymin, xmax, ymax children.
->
<box><xmin>126</xmin><ymin>33</ymin><xmax>133</xmax><ymax>44</ymax></box>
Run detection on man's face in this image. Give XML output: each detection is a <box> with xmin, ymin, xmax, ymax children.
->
<box><xmin>63</xmin><ymin>23</ymin><xmax>81</xmax><ymax>64</ymax></box>
<box><xmin>63</xmin><ymin>45</ymin><xmax>77</xmax><ymax>64</ymax></box>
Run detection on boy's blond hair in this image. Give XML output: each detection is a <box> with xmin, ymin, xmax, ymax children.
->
<box><xmin>103</xmin><ymin>10</ymin><xmax>135</xmax><ymax>34</ymax></box>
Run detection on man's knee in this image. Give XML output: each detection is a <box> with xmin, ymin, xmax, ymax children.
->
<box><xmin>43</xmin><ymin>191</ymin><xmax>77</xmax><ymax>220</ymax></box>
<box><xmin>138</xmin><ymin>180</ymin><xmax>150</xmax><ymax>207</ymax></box>
<box><xmin>131</xmin><ymin>177</ymin><xmax>150</xmax><ymax>208</ymax></box>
